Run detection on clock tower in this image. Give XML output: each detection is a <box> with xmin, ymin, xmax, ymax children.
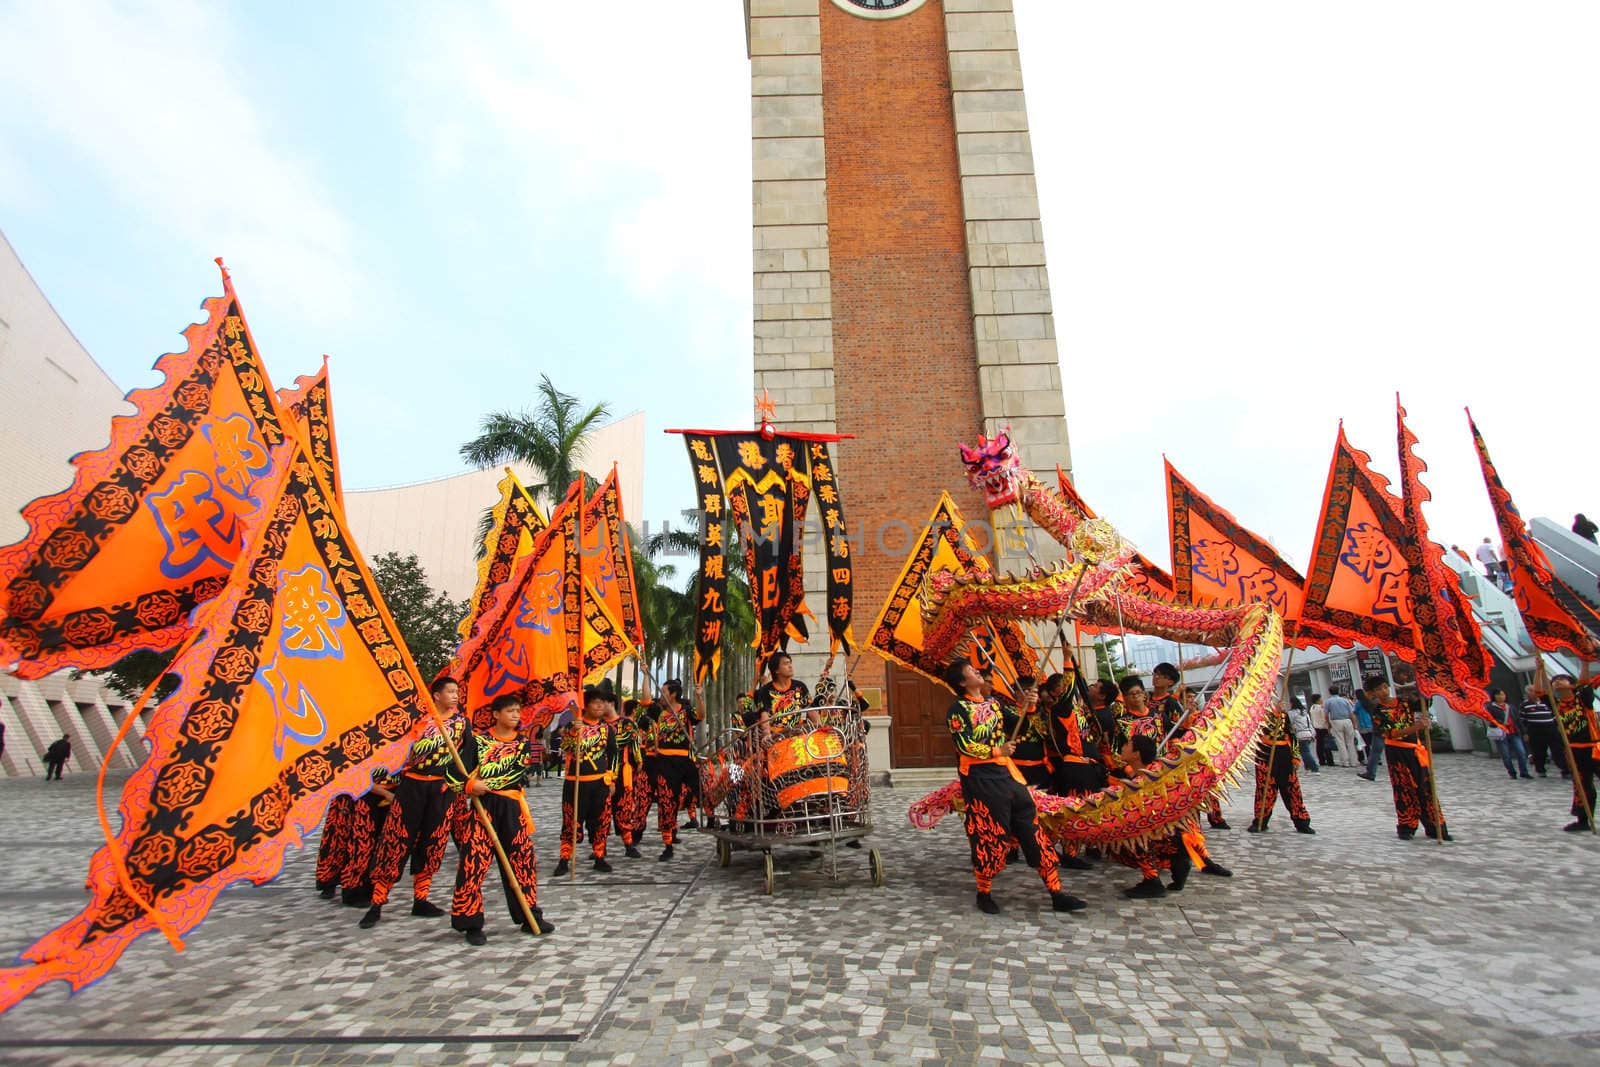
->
<box><xmin>746</xmin><ymin>0</ymin><xmax>1071</xmax><ymax>772</ymax></box>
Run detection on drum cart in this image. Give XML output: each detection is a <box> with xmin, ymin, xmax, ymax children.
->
<box><xmin>698</xmin><ymin>704</ymin><xmax>883</xmax><ymax>895</ymax></box>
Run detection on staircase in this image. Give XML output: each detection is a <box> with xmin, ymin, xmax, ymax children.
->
<box><xmin>887</xmin><ymin>766</ymin><xmax>957</xmax><ymax>790</ymax></box>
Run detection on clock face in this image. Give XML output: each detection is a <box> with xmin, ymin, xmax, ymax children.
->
<box><xmin>831</xmin><ymin>0</ymin><xmax>930</xmax><ymax>18</ymax></box>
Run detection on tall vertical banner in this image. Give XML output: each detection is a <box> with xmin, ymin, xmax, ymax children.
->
<box><xmin>0</xmin><ymin>443</ymin><xmax>434</xmax><ymax>1012</ymax></box>
<box><xmin>1468</xmin><ymin>411</ymin><xmax>1600</xmax><ymax>657</ymax></box>
<box><xmin>683</xmin><ymin>434</ymin><xmax>729</xmax><ymax>682</ymax></box>
<box><xmin>0</xmin><ymin>266</ymin><xmax>290</xmax><ymax>676</ymax></box>
<box><xmin>581</xmin><ymin>467</ymin><xmax>644</xmax><ymax>651</ymax></box>
<box><xmin>672</xmin><ymin>425</ymin><xmax>854</xmax><ymax>681</ymax></box>
<box><xmin>808</xmin><ymin>440</ymin><xmax>854</xmax><ymax>653</ymax></box>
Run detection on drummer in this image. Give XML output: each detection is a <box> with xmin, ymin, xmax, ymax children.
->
<box><xmin>749</xmin><ymin>651</ymin><xmax>814</xmax><ymax>728</ymax></box>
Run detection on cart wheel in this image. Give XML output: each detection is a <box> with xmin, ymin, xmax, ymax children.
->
<box><xmin>763</xmin><ymin>852</ymin><xmax>775</xmax><ymax>896</ymax></box>
<box><xmin>868</xmin><ymin>847</ymin><xmax>884</xmax><ymax>888</ymax></box>
<box><xmin>717</xmin><ymin>837</ymin><xmax>732</xmax><ymax>868</ymax></box>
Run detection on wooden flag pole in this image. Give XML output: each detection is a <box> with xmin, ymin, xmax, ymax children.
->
<box><xmin>1416</xmin><ymin>695</ymin><xmax>1447</xmax><ymax>847</ymax></box>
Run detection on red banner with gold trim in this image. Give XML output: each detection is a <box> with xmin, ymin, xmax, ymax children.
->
<box><xmin>1468</xmin><ymin>411</ymin><xmax>1600</xmax><ymax>658</ymax></box>
<box><xmin>457</xmin><ymin>484</ymin><xmax>630</xmax><ymax>728</ymax></box>
<box><xmin>0</xmin><ymin>264</ymin><xmax>291</xmax><ymax>677</ymax></box>
<box><xmin>1301</xmin><ymin>426</ymin><xmax>1421</xmax><ymax>658</ymax></box>
<box><xmin>1396</xmin><ymin>400</ymin><xmax>1492</xmax><ymax>719</ymax></box>
<box><xmin>0</xmin><ymin>440</ymin><xmax>432</xmax><ymax>1013</ymax></box>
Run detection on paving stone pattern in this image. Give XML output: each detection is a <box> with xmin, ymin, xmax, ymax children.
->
<box><xmin>1</xmin><ymin>753</ymin><xmax>1597</xmax><ymax>1065</ymax></box>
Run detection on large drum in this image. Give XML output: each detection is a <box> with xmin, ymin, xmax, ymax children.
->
<box><xmin>765</xmin><ymin>726</ymin><xmax>849</xmax><ymax>810</ymax></box>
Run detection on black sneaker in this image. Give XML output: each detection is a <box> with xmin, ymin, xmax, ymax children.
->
<box><xmin>464</xmin><ymin>929</ymin><xmax>488</xmax><ymax>947</ymax></box>
<box><xmin>1564</xmin><ymin>820</ymin><xmax>1592</xmax><ymax>833</ymax></box>
<box><xmin>680</xmin><ymin>819</ymin><xmax>699</xmax><ymax>832</ymax></box>
<box><xmin>976</xmin><ymin>892</ymin><xmax>1000</xmax><ymax>914</ymax></box>
<box><xmin>593</xmin><ymin>857</ymin><xmax>614</xmax><ymax>873</ymax></box>
<box><xmin>659</xmin><ymin>845</ymin><xmax>674</xmax><ymax>861</ymax></box>
<box><xmin>1123</xmin><ymin>877</ymin><xmax>1167</xmax><ymax>899</ymax></box>
<box><xmin>1294</xmin><ymin>821</ymin><xmax>1316</xmax><ymax>835</ymax></box>
<box><xmin>624</xmin><ymin>845</ymin><xmax>643</xmax><ymax>858</ymax></box>
<box><xmin>1169</xmin><ymin>863</ymin><xmax>1190</xmax><ymax>892</ymax></box>
<box><xmin>845</xmin><ymin>840</ymin><xmax>862</xmax><ymax>849</ymax></box>
<box><xmin>1397</xmin><ymin>827</ymin><xmax>1416</xmax><ymax>840</ymax></box>
<box><xmin>1061</xmin><ymin>854</ymin><xmax>1093</xmax><ymax>871</ymax></box>
<box><xmin>1051</xmin><ymin>891</ymin><xmax>1087</xmax><ymax>912</ymax></box>
<box><xmin>1357</xmin><ymin>773</ymin><xmax>1376</xmax><ymax>781</ymax></box>
<box><xmin>1423</xmin><ymin>825</ymin><xmax>1454</xmax><ymax>842</ymax></box>
<box><xmin>553</xmin><ymin>858</ymin><xmax>570</xmax><ymax>877</ymax></box>
<box><xmin>358</xmin><ymin>906</ymin><xmax>382</xmax><ymax>929</ymax></box>
<box><xmin>1209</xmin><ymin>819</ymin><xmax>1232</xmax><ymax>830</ymax></box>
<box><xmin>1520</xmin><ymin>773</ymin><xmax>1534</xmax><ymax>779</ymax></box>
<box><xmin>1246</xmin><ymin>821</ymin><xmax>1266</xmax><ymax>833</ymax></box>
<box><xmin>521</xmin><ymin>909</ymin><xmax>555</xmax><ymax>934</ymax></box>
<box><xmin>1200</xmin><ymin>862</ymin><xmax>1232</xmax><ymax>877</ymax></box>
<box><xmin>1005</xmin><ymin>848</ymin><xmax>1020</xmax><ymax>864</ymax></box>
<box><xmin>317</xmin><ymin>883</ymin><xmax>336</xmax><ymax>899</ymax></box>
<box><xmin>411</xmin><ymin>899</ymin><xmax>445</xmax><ymax>918</ymax></box>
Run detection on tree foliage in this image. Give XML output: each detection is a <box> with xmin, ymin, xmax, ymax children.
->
<box><xmin>460</xmin><ymin>374</ymin><xmax>610</xmax><ymax>510</ymax></box>
<box><xmin>368</xmin><ymin>552</ymin><xmax>469</xmax><ymax>683</ymax></box>
<box><xmin>86</xmin><ymin>648</ymin><xmax>180</xmax><ymax>704</ymax></box>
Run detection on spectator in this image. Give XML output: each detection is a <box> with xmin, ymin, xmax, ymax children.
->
<box><xmin>1356</xmin><ymin>681</ymin><xmax>1386</xmax><ymax>780</ymax></box>
<box><xmin>42</xmin><ymin>735</ymin><xmax>71</xmax><ymax>780</ymax></box>
<box><xmin>1475</xmin><ymin>538</ymin><xmax>1504</xmax><ymax>583</ymax></box>
<box><xmin>1309</xmin><ymin>693</ymin><xmax>1334</xmax><ymax>766</ymax></box>
<box><xmin>1521</xmin><ymin>685</ymin><xmax>1566</xmax><ymax>778</ymax></box>
<box><xmin>1574</xmin><ymin>513</ymin><xmax>1598</xmax><ymax>544</ymax></box>
<box><xmin>1287</xmin><ymin>701</ymin><xmax>1319</xmax><ymax>771</ymax></box>
<box><xmin>1325</xmin><ymin>686</ymin><xmax>1359</xmax><ymax>767</ymax></box>
<box><xmin>1485</xmin><ymin>688</ymin><xmax>1531</xmax><ymax>780</ymax></box>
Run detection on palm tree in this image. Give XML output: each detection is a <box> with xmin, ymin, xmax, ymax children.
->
<box><xmin>462</xmin><ymin>375</ymin><xmax>610</xmax><ymax>556</ymax></box>
<box><xmin>461</xmin><ymin>375</ymin><xmax>611</xmax><ymax>507</ymax></box>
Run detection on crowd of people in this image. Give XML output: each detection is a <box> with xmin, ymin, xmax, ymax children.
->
<box><xmin>309</xmin><ymin>646</ymin><xmax>1599</xmax><ymax>936</ymax></box>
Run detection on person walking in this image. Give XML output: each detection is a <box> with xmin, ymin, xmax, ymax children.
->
<box><xmin>1287</xmin><ymin>702</ymin><xmax>1319</xmax><ymax>771</ymax></box>
<box><xmin>1521</xmin><ymin>685</ymin><xmax>1566</xmax><ymax>778</ymax></box>
<box><xmin>1326</xmin><ymin>687</ymin><xmax>1360</xmax><ymax>767</ymax></box>
<box><xmin>42</xmin><ymin>735</ymin><xmax>70</xmax><ymax>780</ymax></box>
<box><xmin>1309</xmin><ymin>693</ymin><xmax>1334</xmax><ymax>767</ymax></box>
<box><xmin>1485</xmin><ymin>688</ymin><xmax>1531</xmax><ymax>780</ymax></box>
<box><xmin>1475</xmin><ymin>538</ymin><xmax>1504</xmax><ymax>584</ymax></box>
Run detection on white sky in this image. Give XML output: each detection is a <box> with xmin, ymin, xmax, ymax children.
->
<box><xmin>0</xmin><ymin>0</ymin><xmax>1594</xmax><ymax>577</ymax></box>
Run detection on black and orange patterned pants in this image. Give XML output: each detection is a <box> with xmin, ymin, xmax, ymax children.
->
<box><xmin>560</xmin><ymin>777</ymin><xmax>611</xmax><ymax>860</ymax></box>
<box><xmin>612</xmin><ymin>767</ymin><xmax>649</xmax><ymax>846</ymax></box>
<box><xmin>960</xmin><ymin>768</ymin><xmax>1062</xmax><ymax>895</ymax></box>
<box><xmin>449</xmin><ymin>793</ymin><xmax>538</xmax><ymax>931</ymax></box>
<box><xmin>1387</xmin><ymin>747</ymin><xmax>1443</xmax><ymax>833</ymax></box>
<box><xmin>315</xmin><ymin>794</ymin><xmax>355</xmax><ymax>889</ymax></box>
<box><xmin>368</xmin><ymin>775</ymin><xmax>454</xmax><ymax>907</ymax></box>
<box><xmin>338</xmin><ymin>794</ymin><xmax>388</xmax><ymax>898</ymax></box>
<box><xmin>1117</xmin><ymin>832</ymin><xmax>1191</xmax><ymax>882</ymax></box>
<box><xmin>652</xmin><ymin>757</ymin><xmax>698</xmax><ymax>845</ymax></box>
<box><xmin>1253</xmin><ymin>749</ymin><xmax>1310</xmax><ymax>827</ymax></box>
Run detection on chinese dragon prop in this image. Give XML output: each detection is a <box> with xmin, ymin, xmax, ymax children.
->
<box><xmin>906</xmin><ymin>431</ymin><xmax>1284</xmax><ymax>851</ymax></box>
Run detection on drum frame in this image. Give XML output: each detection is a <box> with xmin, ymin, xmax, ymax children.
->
<box><xmin>698</xmin><ymin>703</ymin><xmax>883</xmax><ymax>895</ymax></box>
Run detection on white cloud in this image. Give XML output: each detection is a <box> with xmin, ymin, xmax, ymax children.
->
<box><xmin>1016</xmin><ymin>0</ymin><xmax>1600</xmax><ymax>562</ymax></box>
<box><xmin>0</xmin><ymin>0</ymin><xmax>366</xmax><ymax>336</ymax></box>
<box><xmin>395</xmin><ymin>2</ymin><xmax>751</xmax><ymax>337</ymax></box>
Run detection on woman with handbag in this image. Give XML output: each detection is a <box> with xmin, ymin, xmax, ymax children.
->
<box><xmin>1487</xmin><ymin>688</ymin><xmax>1531</xmax><ymax>780</ymax></box>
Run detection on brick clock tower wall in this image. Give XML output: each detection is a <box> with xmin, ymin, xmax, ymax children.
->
<box><xmin>747</xmin><ymin>0</ymin><xmax>1072</xmax><ymax>769</ymax></box>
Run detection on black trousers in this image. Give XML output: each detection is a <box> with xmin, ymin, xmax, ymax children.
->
<box><xmin>1571</xmin><ymin>744</ymin><xmax>1597</xmax><ymax>822</ymax></box>
<box><xmin>1526</xmin><ymin>724</ymin><xmax>1568</xmax><ymax>775</ymax></box>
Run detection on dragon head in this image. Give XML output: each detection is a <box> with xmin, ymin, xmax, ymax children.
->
<box><xmin>959</xmin><ymin>428</ymin><xmax>1024</xmax><ymax>509</ymax></box>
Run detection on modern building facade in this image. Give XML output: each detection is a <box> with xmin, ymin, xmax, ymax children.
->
<box><xmin>746</xmin><ymin>0</ymin><xmax>1073</xmax><ymax>771</ymax></box>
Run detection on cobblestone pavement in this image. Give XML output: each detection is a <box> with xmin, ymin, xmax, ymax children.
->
<box><xmin>1</xmin><ymin>753</ymin><xmax>1597</xmax><ymax>1065</ymax></box>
